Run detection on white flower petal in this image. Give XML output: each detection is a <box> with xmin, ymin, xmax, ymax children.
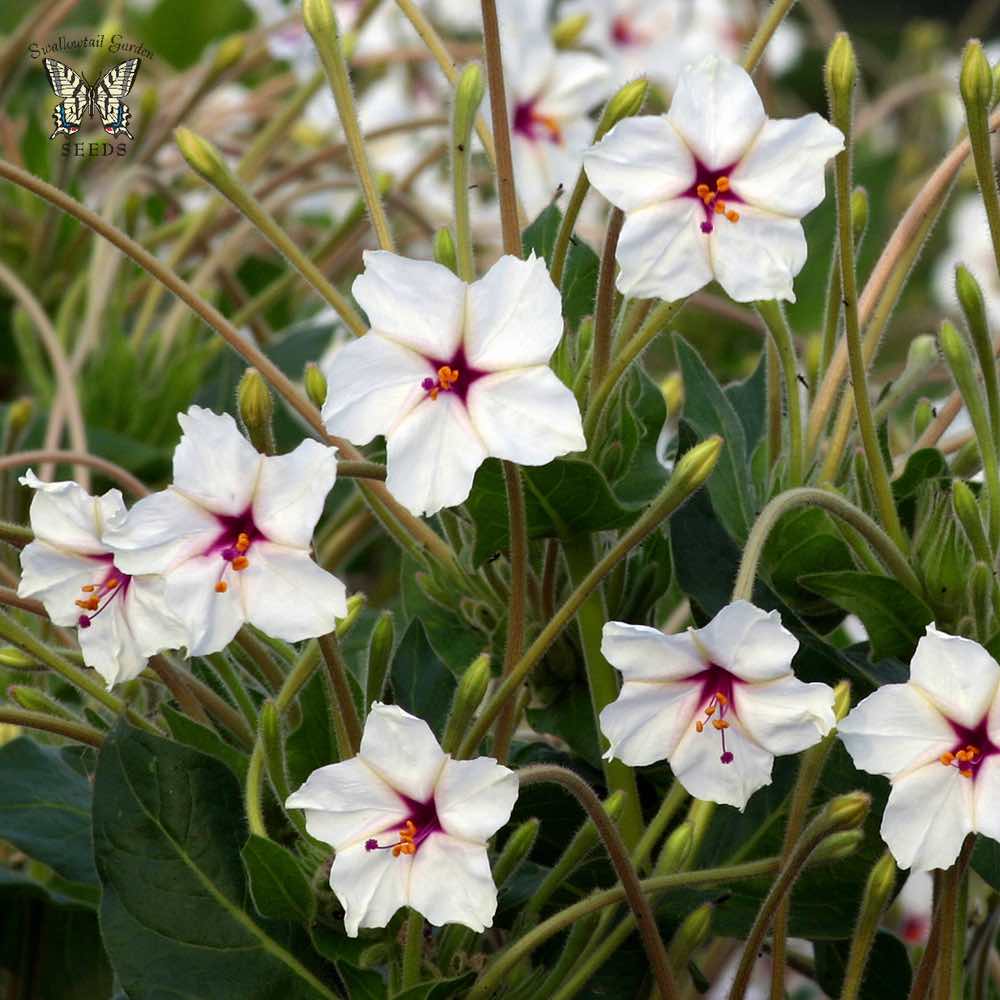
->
<box><xmin>614</xmin><ymin>199</ymin><xmax>712</xmax><ymax>301</ymax></box>
<box><xmin>731</xmin><ymin>115</ymin><xmax>843</xmax><ymax>218</ymax></box>
<box><xmin>534</xmin><ymin>51</ymin><xmax>612</xmax><ymax>121</ymax></box>
<box><xmin>499</xmin><ymin>0</ymin><xmax>555</xmax><ymax>103</ymax></box>
<box><xmin>360</xmin><ymin>704</ymin><xmax>447</xmax><ymax>804</ymax></box>
<box><xmin>974</xmin><ymin>756</ymin><xmax>1000</xmax><ymax>842</ymax></box>
<box><xmin>408</xmin><ymin>834</ymin><xmax>498</xmax><ymax>932</ymax></box>
<box><xmin>709</xmin><ymin>205</ymin><xmax>808</xmax><ymax>303</ymax></box>
<box><xmin>352</xmin><ymin>251</ymin><xmax>467</xmax><ymax>359</ymax></box>
<box><xmin>321</xmin><ymin>332</ymin><xmax>432</xmax><ymax>446</ymax></box>
<box><xmin>600</xmin><ymin>680</ymin><xmax>703</xmax><ymax>766</ymax></box>
<box><xmin>329</xmin><ymin>840</ymin><xmax>412</xmax><ymax>937</ymax></box>
<box><xmin>384</xmin><ymin>396</ymin><xmax>488</xmax><ymax>517</ymax></box>
<box><xmin>20</xmin><ymin>470</ymin><xmax>110</xmax><ymax>555</ymax></box>
<box><xmin>466</xmin><ymin>368</ymin><xmax>585</xmax><ymax>465</ymax></box>
<box><xmin>434</xmin><ymin>757</ymin><xmax>518</xmax><ymax>842</ymax></box>
<box><xmin>240</xmin><ymin>542</ymin><xmax>347</xmax><ymax>643</ymax></box>
<box><xmin>666</xmin><ymin>55</ymin><xmax>767</xmax><ymax>169</ymax></box>
<box><xmin>465</xmin><ymin>255</ymin><xmax>563</xmax><ymax>371</ymax></box>
<box><xmin>173</xmin><ymin>407</ymin><xmax>261</xmax><ymax>516</ymax></box>
<box><xmin>286</xmin><ymin>757</ymin><xmax>409</xmax><ymax>851</ymax></box>
<box><xmin>695</xmin><ymin>602</ymin><xmax>798</xmax><ymax>682</ymax></box>
<box><xmin>78</xmin><ymin>598</ymin><xmax>145</xmax><ymax>689</ymax></box>
<box><xmin>880</xmin><ymin>763</ymin><xmax>974</xmax><ymax>871</ymax></box>
<box><xmin>163</xmin><ymin>555</ymin><xmax>246</xmax><ymax>657</ymax></box>
<box><xmin>601</xmin><ymin>621</ymin><xmax>706</xmax><ymax>681</ymax></box>
<box><xmin>105</xmin><ymin>489</ymin><xmax>220</xmax><ymax>576</ymax></box>
<box><xmin>585</xmin><ymin>116</ymin><xmax>695</xmax><ymax>212</ymax></box>
<box><xmin>253</xmin><ymin>440</ymin><xmax>338</xmax><ymax>548</ymax></box>
<box><xmin>668</xmin><ymin>715</ymin><xmax>773</xmax><ymax>810</ymax></box>
<box><xmin>124</xmin><ymin>575</ymin><xmax>188</xmax><ymax>659</ymax></box>
<box><xmin>17</xmin><ymin>541</ymin><xmax>104</xmax><ymax>627</ymax></box>
<box><xmin>837</xmin><ymin>683</ymin><xmax>956</xmax><ymax>778</ymax></box>
<box><xmin>510</xmin><ymin>132</ymin><xmax>580</xmax><ymax>220</ymax></box>
<box><xmin>733</xmin><ymin>675</ymin><xmax>835</xmax><ymax>756</ymax></box>
<box><xmin>909</xmin><ymin>625</ymin><xmax>1000</xmax><ymax>729</ymax></box>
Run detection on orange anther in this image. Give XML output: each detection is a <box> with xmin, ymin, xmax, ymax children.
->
<box><xmin>716</xmin><ymin>176</ymin><xmax>730</xmax><ymax>192</ymax></box>
<box><xmin>714</xmin><ymin>200</ymin><xmax>726</xmax><ymax>215</ymax></box>
<box><xmin>82</xmin><ymin>596</ymin><xmax>99</xmax><ymax>611</ymax></box>
<box><xmin>81</xmin><ymin>584</ymin><xmax>96</xmax><ymax>593</ymax></box>
<box><xmin>236</xmin><ymin>533</ymin><xmax>251</xmax><ymax>552</ymax></box>
<box><xmin>215</xmin><ymin>581</ymin><xmax>228</xmax><ymax>593</ymax></box>
<box><xmin>232</xmin><ymin>556</ymin><xmax>249</xmax><ymax>571</ymax></box>
<box><xmin>715</xmin><ymin>692</ymin><xmax>728</xmax><ymax>704</ymax></box>
<box><xmin>105</xmin><ymin>578</ymin><xmax>118</xmax><ymax>589</ymax></box>
<box><xmin>695</xmin><ymin>721</ymin><xmax>704</xmax><ymax>733</ymax></box>
<box><xmin>961</xmin><ymin>769</ymin><xmax>974</xmax><ymax>778</ymax></box>
<box><xmin>726</xmin><ymin>210</ymin><xmax>740</xmax><ymax>223</ymax></box>
<box><xmin>940</xmin><ymin>752</ymin><xmax>955</xmax><ymax>765</ymax></box>
<box><xmin>75</xmin><ymin>599</ymin><xmax>89</xmax><ymax>609</ymax></box>
<box><xmin>712</xmin><ymin>719</ymin><xmax>729</xmax><ymax>730</ymax></box>
<box><xmin>696</xmin><ymin>183</ymin><xmax>710</xmax><ymax>198</ymax></box>
<box><xmin>704</xmin><ymin>704</ymin><xmax>716</xmax><ymax>716</ymax></box>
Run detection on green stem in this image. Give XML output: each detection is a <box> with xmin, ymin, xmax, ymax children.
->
<box><xmin>468</xmin><ymin>856</ymin><xmax>783</xmax><ymax>1000</ymax></box>
<box><xmin>562</xmin><ymin>535</ymin><xmax>643</xmax><ymax>847</ymax></box>
<box><xmin>633</xmin><ymin>782</ymin><xmax>688</xmax><ymax>871</ymax></box>
<box><xmin>742</xmin><ymin>0</ymin><xmax>799</xmax><ymax>73</ymax></box>
<box><xmin>304</xmin><ymin>0</ymin><xmax>394</xmax><ymax>251</ymax></box>
<box><xmin>585</xmin><ymin>299</ymin><xmax>682</xmax><ymax>441</ymax></box>
<box><xmin>206</xmin><ymin>652</ymin><xmax>258</xmax><ymax>731</ymax></box>
<box><xmin>840</xmin><ymin>852</ymin><xmax>898</xmax><ymax>1000</ymax></box>
<box><xmin>732</xmin><ymin>487</ymin><xmax>923</xmax><ymax>602</ymax></box>
<box><xmin>401</xmin><ymin>911</ymin><xmax>424</xmax><ymax>990</ymax></box>
<box><xmin>246</xmin><ymin>738</ymin><xmax>268</xmax><ymax>837</ymax></box>
<box><xmin>591</xmin><ymin>209</ymin><xmax>624</xmax><ymax>396</ymax></box>
<box><xmin>451</xmin><ymin>63</ymin><xmax>483</xmax><ymax>283</ymax></box>
<box><xmin>766</xmin><ymin>341</ymin><xmax>782</xmax><ymax>471</ymax></box>
<box><xmin>550</xmin><ymin>172</ymin><xmax>591</xmax><ymax>288</ymax></box>
<box><xmin>0</xmin><ymin>706</ymin><xmax>104</xmax><ymax>747</ymax></box>
<box><xmin>458</xmin><ymin>437</ymin><xmax>721</xmax><ymax>758</ymax></box>
<box><xmin>756</xmin><ymin>300</ymin><xmax>804</xmax><ymax>485</ymax></box>
<box><xmin>829</xmin><ymin>65</ymin><xmax>906</xmax><ymax>551</ymax></box>
<box><xmin>318</xmin><ymin>631</ymin><xmax>363</xmax><ymax>756</ymax></box>
<box><xmin>964</xmin><ymin>58</ymin><xmax>1000</xmax><ymax>286</ymax></box>
<box><xmin>0</xmin><ymin>519</ymin><xmax>33</xmax><ymax>546</ymax></box>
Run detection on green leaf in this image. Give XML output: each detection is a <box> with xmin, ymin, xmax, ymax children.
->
<box><xmin>137</xmin><ymin>0</ymin><xmax>253</xmax><ymax>69</ymax></box>
<box><xmin>611</xmin><ymin>366</ymin><xmax>669</xmax><ymax>507</ymax></box>
<box><xmin>93</xmin><ymin>723</ymin><xmax>340</xmax><ymax>1000</ymax></box>
<box><xmin>892</xmin><ymin>448</ymin><xmax>950</xmax><ymax>533</ymax></box>
<box><xmin>337</xmin><ymin>965</ymin><xmax>387</xmax><ymax>1000</ymax></box>
<box><xmin>287</xmin><ymin>671</ymin><xmax>339</xmax><ymax>789</ymax></box>
<box><xmin>724</xmin><ymin>353</ymin><xmax>767</xmax><ymax>457</ymax></box>
<box><xmin>391</xmin><ymin>619</ymin><xmax>457</xmax><ymax>737</ymax></box>
<box><xmin>0</xmin><ymin>738</ymin><xmax>97</xmax><ymax>885</ymax></box>
<box><xmin>526</xmin><ymin>683</ymin><xmax>602</xmax><ymax>769</ymax></box>
<box><xmin>800</xmin><ymin>571</ymin><xmax>934</xmax><ymax>662</ymax></box>
<box><xmin>973</xmin><ymin>835</ymin><xmax>1000</xmax><ymax>891</ymax></box>
<box><xmin>162</xmin><ymin>704</ymin><xmax>249</xmax><ymax>780</ymax></box>
<box><xmin>675</xmin><ymin>336</ymin><xmax>753</xmax><ymax>539</ymax></box>
<box><xmin>814</xmin><ymin>931</ymin><xmax>912</xmax><ymax>1000</ymax></box>
<box><xmin>242</xmin><ymin>835</ymin><xmax>316</xmax><ymax>924</ymax></box>
<box><xmin>393</xmin><ymin>972</ymin><xmax>477</xmax><ymax>999</ymax></box>
<box><xmin>466</xmin><ymin>458</ymin><xmax>633</xmax><ymax>565</ymax></box>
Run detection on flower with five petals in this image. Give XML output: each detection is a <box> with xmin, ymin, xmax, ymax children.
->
<box><xmin>105</xmin><ymin>406</ymin><xmax>348</xmax><ymax>656</ymax></box>
<box><xmin>321</xmin><ymin>251</ymin><xmax>586</xmax><ymax>517</ymax></box>
<box><xmin>839</xmin><ymin>625</ymin><xmax>1000</xmax><ymax>871</ymax></box>
<box><xmin>583</xmin><ymin>55</ymin><xmax>843</xmax><ymax>303</ymax></box>
<box><xmin>599</xmin><ymin>601</ymin><xmax>836</xmax><ymax>809</ymax></box>
<box><xmin>16</xmin><ymin>471</ymin><xmax>186</xmax><ymax>689</ymax></box>
<box><xmin>286</xmin><ymin>703</ymin><xmax>518</xmax><ymax>936</ymax></box>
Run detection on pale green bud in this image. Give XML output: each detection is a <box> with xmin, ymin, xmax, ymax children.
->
<box><xmin>850</xmin><ymin>186</ymin><xmax>869</xmax><ymax>245</ymax></box>
<box><xmin>453</xmin><ymin>63</ymin><xmax>486</xmax><ymax>143</ymax></box>
<box><xmin>433</xmin><ymin>228</ymin><xmax>458</xmax><ymax>274</ymax></box>
<box><xmin>655</xmin><ymin>821</ymin><xmax>694</xmax><ymax>875</ymax></box>
<box><xmin>667</xmin><ymin>902</ymin><xmax>713</xmax><ymax>971</ymax></box>
<box><xmin>174</xmin><ymin>127</ymin><xmax>230</xmax><ymax>185</ymax></box>
<box><xmin>552</xmin><ymin>12</ymin><xmax>590</xmax><ymax>48</ymax></box>
<box><xmin>595</xmin><ymin>79</ymin><xmax>649</xmax><ymax>142</ymax></box>
<box><xmin>212</xmin><ymin>34</ymin><xmax>247</xmax><ymax>75</ymax></box>
<box><xmin>365</xmin><ymin>611</ymin><xmax>394</xmax><ymax>706</ymax></box>
<box><xmin>961</xmin><ymin>40</ymin><xmax>994</xmax><ymax>115</ymax></box>
<box><xmin>237</xmin><ymin>368</ymin><xmax>275</xmax><ymax>455</ymax></box>
<box><xmin>304</xmin><ymin>361</ymin><xmax>327</xmax><ymax>410</ymax></box>
<box><xmin>337</xmin><ymin>593</ymin><xmax>367</xmax><ymax>638</ymax></box>
<box><xmin>493</xmin><ymin>818</ymin><xmax>540</xmax><ymax>887</ymax></box>
<box><xmin>825</xmin><ymin>33</ymin><xmax>858</xmax><ymax>125</ymax></box>
<box><xmin>442</xmin><ymin>653</ymin><xmax>491</xmax><ymax>753</ymax></box>
<box><xmin>0</xmin><ymin>647</ymin><xmax>37</xmax><ymax>670</ymax></box>
<box><xmin>833</xmin><ymin>680</ymin><xmax>852</xmax><ymax>722</ymax></box>
<box><xmin>811</xmin><ymin>828</ymin><xmax>865</xmax><ymax>864</ymax></box>
<box><xmin>822</xmin><ymin>791</ymin><xmax>871</xmax><ymax>832</ymax></box>
<box><xmin>671</xmin><ymin>435</ymin><xmax>723</xmax><ymax>497</ymax></box>
<box><xmin>912</xmin><ymin>398</ymin><xmax>934</xmax><ymax>439</ymax></box>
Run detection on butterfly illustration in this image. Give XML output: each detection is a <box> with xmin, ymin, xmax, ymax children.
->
<box><xmin>43</xmin><ymin>58</ymin><xmax>141</xmax><ymax>140</ymax></box>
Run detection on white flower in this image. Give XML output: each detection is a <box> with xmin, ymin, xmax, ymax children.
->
<box><xmin>16</xmin><ymin>471</ymin><xmax>186</xmax><ymax>688</ymax></box>
<box><xmin>933</xmin><ymin>195</ymin><xmax>1000</xmax><ymax>330</ymax></box>
<box><xmin>105</xmin><ymin>407</ymin><xmax>348</xmax><ymax>656</ymax></box>
<box><xmin>499</xmin><ymin>0</ymin><xmax>613</xmax><ymax>218</ymax></box>
<box><xmin>559</xmin><ymin>0</ymin><xmax>803</xmax><ymax>92</ymax></box>
<box><xmin>599</xmin><ymin>601</ymin><xmax>836</xmax><ymax>809</ymax></box>
<box><xmin>286</xmin><ymin>703</ymin><xmax>518</xmax><ymax>936</ymax></box>
<box><xmin>321</xmin><ymin>251</ymin><xmax>586</xmax><ymax>517</ymax></box>
<box><xmin>839</xmin><ymin>625</ymin><xmax>1000</xmax><ymax>871</ymax></box>
<box><xmin>584</xmin><ymin>55</ymin><xmax>844</xmax><ymax>303</ymax></box>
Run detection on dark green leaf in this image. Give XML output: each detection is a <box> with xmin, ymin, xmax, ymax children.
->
<box><xmin>242</xmin><ymin>835</ymin><xmax>316</xmax><ymax>924</ymax></box>
<box><xmin>162</xmin><ymin>704</ymin><xmax>249</xmax><ymax>780</ymax></box>
<box><xmin>338</xmin><ymin>964</ymin><xmax>387</xmax><ymax>1000</ymax></box>
<box><xmin>93</xmin><ymin>723</ymin><xmax>339</xmax><ymax>1000</ymax></box>
<box><xmin>612</xmin><ymin>366</ymin><xmax>669</xmax><ymax>507</ymax></box>
<box><xmin>973</xmin><ymin>835</ymin><xmax>1000</xmax><ymax>891</ymax></box>
<box><xmin>724</xmin><ymin>353</ymin><xmax>767</xmax><ymax>456</ymax></box>
<box><xmin>814</xmin><ymin>931</ymin><xmax>912</xmax><ymax>1000</ymax></box>
<box><xmin>393</xmin><ymin>972</ymin><xmax>477</xmax><ymax>999</ymax></box>
<box><xmin>287</xmin><ymin>671</ymin><xmax>339</xmax><ymax>789</ymax></box>
<box><xmin>0</xmin><ymin>738</ymin><xmax>97</xmax><ymax>885</ymax></box>
<box><xmin>526</xmin><ymin>683</ymin><xmax>602</xmax><ymax>769</ymax></box>
<box><xmin>391</xmin><ymin>619</ymin><xmax>456</xmax><ymax>737</ymax></box>
<box><xmin>800</xmin><ymin>571</ymin><xmax>934</xmax><ymax>662</ymax></box>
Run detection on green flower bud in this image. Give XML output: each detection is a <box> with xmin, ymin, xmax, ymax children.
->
<box><xmin>961</xmin><ymin>40</ymin><xmax>994</xmax><ymax>116</ymax></box>
<box><xmin>595</xmin><ymin>79</ymin><xmax>649</xmax><ymax>141</ymax></box>
<box><xmin>912</xmin><ymin>398</ymin><xmax>934</xmax><ymax>439</ymax></box>
<box><xmin>302</xmin><ymin>0</ymin><xmax>340</xmax><ymax>39</ymax></box>
<box><xmin>660</xmin><ymin>372</ymin><xmax>684</xmax><ymax>420</ymax></box>
<box><xmin>174</xmin><ymin>127</ymin><xmax>230</xmax><ymax>185</ymax></box>
<box><xmin>7</xmin><ymin>685</ymin><xmax>74</xmax><ymax>720</ymax></box>
<box><xmin>0</xmin><ymin>647</ymin><xmax>37</xmax><ymax>670</ymax></box>
<box><xmin>237</xmin><ymin>367</ymin><xmax>275</xmax><ymax>455</ymax></box>
<box><xmin>337</xmin><ymin>593</ymin><xmax>367</xmax><ymax>638</ymax></box>
<box><xmin>866</xmin><ymin>851</ymin><xmax>897</xmax><ymax>906</ymax></box>
<box><xmin>811</xmin><ymin>828</ymin><xmax>865</xmax><ymax>864</ymax></box>
<box><xmin>970</xmin><ymin>561</ymin><xmax>994</xmax><ymax>638</ymax></box>
<box><xmin>304</xmin><ymin>361</ymin><xmax>327</xmax><ymax>410</ymax></box>
<box><xmin>671</xmin><ymin>436</ymin><xmax>723</xmax><ymax>498</ymax></box>
<box><xmin>956</xmin><ymin>265</ymin><xmax>988</xmax><ymax>332</ymax></box>
<box><xmin>365</xmin><ymin>611</ymin><xmax>394</xmax><ymax>707</ymax></box>
<box><xmin>433</xmin><ymin>228</ymin><xmax>458</xmax><ymax>274</ymax></box>
<box><xmin>493</xmin><ymin>818</ymin><xmax>540</xmax><ymax>887</ymax></box>
<box><xmin>953</xmin><ymin>480</ymin><xmax>991</xmax><ymax>563</ymax></box>
<box><xmin>655</xmin><ymin>820</ymin><xmax>694</xmax><ymax>875</ymax></box>
<box><xmin>358</xmin><ymin>943</ymin><xmax>388</xmax><ymax>968</ymax></box>
<box><xmin>667</xmin><ymin>902</ymin><xmax>713</xmax><ymax>972</ymax></box>
<box><xmin>850</xmin><ymin>186</ymin><xmax>869</xmax><ymax>246</ymax></box>
<box><xmin>212</xmin><ymin>34</ymin><xmax>247</xmax><ymax>75</ymax></box>
<box><xmin>453</xmin><ymin>62</ymin><xmax>486</xmax><ymax>144</ymax></box>
<box><xmin>822</xmin><ymin>791</ymin><xmax>871</xmax><ymax>832</ymax></box>
<box><xmin>825</xmin><ymin>33</ymin><xmax>858</xmax><ymax>126</ymax></box>
<box><xmin>916</xmin><ymin>483</ymin><xmax>973</xmax><ymax>630</ymax></box>
<box><xmin>552</xmin><ymin>12</ymin><xmax>590</xmax><ymax>48</ymax></box>
<box><xmin>442</xmin><ymin>653</ymin><xmax>491</xmax><ymax>753</ymax></box>
<box><xmin>833</xmin><ymin>680</ymin><xmax>852</xmax><ymax>722</ymax></box>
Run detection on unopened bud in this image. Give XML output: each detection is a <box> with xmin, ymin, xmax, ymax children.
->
<box><xmin>442</xmin><ymin>653</ymin><xmax>491</xmax><ymax>752</ymax></box>
<box><xmin>6</xmin><ymin>398</ymin><xmax>33</xmax><ymax>438</ymax></box>
<box><xmin>175</xmin><ymin>127</ymin><xmax>230</xmax><ymax>184</ymax></box>
<box><xmin>667</xmin><ymin>902</ymin><xmax>713</xmax><ymax>971</ymax></box>
<box><xmin>0</xmin><ymin>647</ymin><xmax>36</xmax><ymax>669</ymax></box>
<box><xmin>303</xmin><ymin>0</ymin><xmax>340</xmax><ymax>39</ymax></box>
<box><xmin>670</xmin><ymin>435</ymin><xmax>723</xmax><ymax>497</ymax></box>
<box><xmin>8</xmin><ymin>685</ymin><xmax>73</xmax><ymax>720</ymax></box>
<box><xmin>358</xmin><ymin>943</ymin><xmax>388</xmax><ymax>968</ymax></box>
<box><xmin>337</xmin><ymin>593</ymin><xmax>367</xmax><ymax>638</ymax></box>
<box><xmin>660</xmin><ymin>372</ymin><xmax>683</xmax><ymax>419</ymax></box>
<box><xmin>939</xmin><ymin>320</ymin><xmax>979</xmax><ymax>398</ymax></box>
<box><xmin>825</xmin><ymin>33</ymin><xmax>858</xmax><ymax>125</ymax></box>
<box><xmin>655</xmin><ymin>821</ymin><xmax>694</xmax><ymax>875</ymax></box>
<box><xmin>865</xmin><ymin>851</ymin><xmax>897</xmax><ymax>907</ymax></box>
<box><xmin>212</xmin><ymin>34</ymin><xmax>246</xmax><ymax>75</ymax></box>
<box><xmin>971</xmin><ymin>561</ymin><xmax>994</xmax><ymax>635</ymax></box>
<box><xmin>956</xmin><ymin>265</ymin><xmax>987</xmax><ymax>332</ymax></box>
<box><xmin>823</xmin><ymin>791</ymin><xmax>871</xmax><ymax>832</ymax></box>
<box><xmin>552</xmin><ymin>12</ymin><xmax>590</xmax><ymax>48</ymax></box>
<box><xmin>912</xmin><ymin>398</ymin><xmax>934</xmax><ymax>439</ymax></box>
<box><xmin>453</xmin><ymin>62</ymin><xmax>485</xmax><ymax>145</ymax></box>
<box><xmin>493</xmin><ymin>818</ymin><xmax>540</xmax><ymax>887</ymax></box>
<box><xmin>811</xmin><ymin>828</ymin><xmax>865</xmax><ymax>864</ymax></box>
<box><xmin>961</xmin><ymin>40</ymin><xmax>994</xmax><ymax>115</ymax></box>
<box><xmin>304</xmin><ymin>362</ymin><xmax>327</xmax><ymax>410</ymax></box>
<box><xmin>850</xmin><ymin>187</ymin><xmax>869</xmax><ymax>245</ymax></box>
<box><xmin>365</xmin><ymin>611</ymin><xmax>394</xmax><ymax>706</ymax></box>
<box><xmin>833</xmin><ymin>680</ymin><xmax>851</xmax><ymax>721</ymax></box>
<box><xmin>237</xmin><ymin>368</ymin><xmax>275</xmax><ymax>455</ymax></box>
<box><xmin>433</xmin><ymin>228</ymin><xmax>458</xmax><ymax>274</ymax></box>
<box><xmin>595</xmin><ymin>79</ymin><xmax>649</xmax><ymax>141</ymax></box>
<box><xmin>953</xmin><ymin>480</ymin><xmax>991</xmax><ymax>562</ymax></box>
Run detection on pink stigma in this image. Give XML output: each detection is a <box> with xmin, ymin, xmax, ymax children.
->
<box><xmin>78</xmin><ymin>614</ymin><xmax>92</xmax><ymax>629</ymax></box>
<box><xmin>364</xmin><ymin>838</ymin><xmax>378</xmax><ymax>852</ymax></box>
<box><xmin>720</xmin><ymin>751</ymin><xmax>734</xmax><ymax>764</ymax></box>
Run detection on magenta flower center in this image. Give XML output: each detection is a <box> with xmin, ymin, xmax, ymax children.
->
<box><xmin>939</xmin><ymin>716</ymin><xmax>1000</xmax><ymax>780</ymax></box>
<box><xmin>204</xmin><ymin>508</ymin><xmax>264</xmax><ymax>595</ymax></box>
<box><xmin>419</xmin><ymin>344</ymin><xmax>487</xmax><ymax>403</ymax></box>
<box><xmin>611</xmin><ymin>15</ymin><xmax>647</xmax><ymax>46</ymax></box>
<box><xmin>681</xmin><ymin>159</ymin><xmax>745</xmax><ymax>234</ymax></box>
<box><xmin>365</xmin><ymin>793</ymin><xmax>442</xmax><ymax>857</ymax></box>
<box><xmin>687</xmin><ymin>663</ymin><xmax>743</xmax><ymax>764</ymax></box>
<box><xmin>76</xmin><ymin>556</ymin><xmax>130</xmax><ymax>629</ymax></box>
<box><xmin>513</xmin><ymin>100</ymin><xmax>563</xmax><ymax>145</ymax></box>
